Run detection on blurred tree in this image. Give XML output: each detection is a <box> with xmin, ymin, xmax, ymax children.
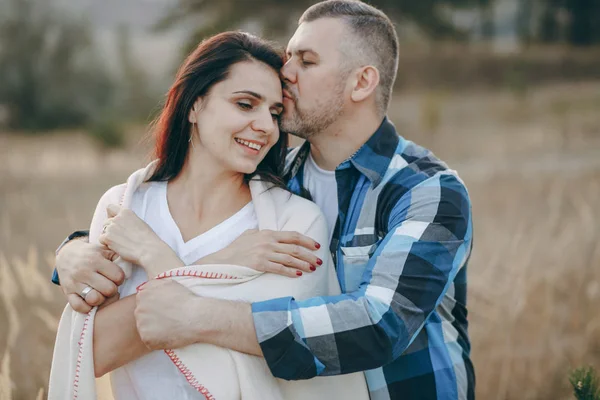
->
<box><xmin>567</xmin><ymin>0</ymin><xmax>599</xmax><ymax>46</ymax></box>
<box><xmin>114</xmin><ymin>24</ymin><xmax>158</xmax><ymax>122</ymax></box>
<box><xmin>0</xmin><ymin>0</ymin><xmax>115</xmax><ymax>131</ymax></box>
<box><xmin>537</xmin><ymin>0</ymin><xmax>600</xmax><ymax>45</ymax></box>
<box><xmin>155</xmin><ymin>0</ymin><xmax>493</xmax><ymax>54</ymax></box>
<box><xmin>538</xmin><ymin>0</ymin><xmax>566</xmax><ymax>43</ymax></box>
<box><xmin>517</xmin><ymin>0</ymin><xmax>534</xmax><ymax>46</ymax></box>
<box><xmin>478</xmin><ymin>0</ymin><xmax>495</xmax><ymax>41</ymax></box>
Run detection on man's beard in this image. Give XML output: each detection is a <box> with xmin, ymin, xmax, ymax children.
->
<box><xmin>280</xmin><ymin>79</ymin><xmax>345</xmax><ymax>140</ymax></box>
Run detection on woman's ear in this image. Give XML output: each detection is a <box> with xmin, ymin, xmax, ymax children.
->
<box><xmin>350</xmin><ymin>66</ymin><xmax>380</xmax><ymax>103</ymax></box>
<box><xmin>188</xmin><ymin>98</ymin><xmax>202</xmax><ymax>124</ymax></box>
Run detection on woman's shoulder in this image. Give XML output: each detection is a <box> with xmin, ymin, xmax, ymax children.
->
<box><xmin>269</xmin><ymin>186</ymin><xmax>322</xmax><ymax>217</ymax></box>
<box><xmin>265</xmin><ymin>186</ymin><xmax>327</xmax><ymax>237</ymax></box>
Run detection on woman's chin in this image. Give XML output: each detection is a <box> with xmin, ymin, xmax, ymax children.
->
<box><xmin>233</xmin><ymin>164</ymin><xmax>259</xmax><ymax>176</ymax></box>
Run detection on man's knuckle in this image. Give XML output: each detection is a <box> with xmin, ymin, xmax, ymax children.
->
<box><xmin>87</xmin><ymin>295</ymin><xmax>102</xmax><ymax>307</ymax></box>
<box><xmin>74</xmin><ymin>304</ymin><xmax>87</xmax><ymax>313</ymax></box>
<box><xmin>72</xmin><ymin>267</ymin><xmax>85</xmax><ymax>282</ymax></box>
<box><xmin>83</xmin><ymin>255</ymin><xmax>95</xmax><ymax>270</ymax></box>
<box><xmin>115</xmin><ymin>269</ymin><xmax>125</xmax><ymax>284</ymax></box>
<box><xmin>257</xmin><ymin>248</ymin><xmax>268</xmax><ymax>258</ymax></box>
<box><xmin>105</xmin><ymin>284</ymin><xmax>118</xmax><ymax>297</ymax></box>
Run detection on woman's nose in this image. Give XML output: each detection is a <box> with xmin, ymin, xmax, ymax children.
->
<box><xmin>252</xmin><ymin>109</ymin><xmax>276</xmax><ymax>135</ymax></box>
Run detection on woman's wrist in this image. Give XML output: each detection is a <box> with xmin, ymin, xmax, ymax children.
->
<box><xmin>139</xmin><ymin>243</ymin><xmax>184</xmax><ymax>277</ymax></box>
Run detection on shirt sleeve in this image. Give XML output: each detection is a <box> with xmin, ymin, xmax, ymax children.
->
<box><xmin>51</xmin><ymin>230</ymin><xmax>90</xmax><ymax>285</ymax></box>
<box><xmin>251</xmin><ymin>172</ymin><xmax>473</xmax><ymax>380</ymax></box>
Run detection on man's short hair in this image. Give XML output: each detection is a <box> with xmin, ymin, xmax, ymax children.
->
<box><xmin>299</xmin><ymin>0</ymin><xmax>399</xmax><ymax>116</ymax></box>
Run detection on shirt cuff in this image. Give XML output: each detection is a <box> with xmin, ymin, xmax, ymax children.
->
<box><xmin>52</xmin><ymin>230</ymin><xmax>90</xmax><ymax>286</ymax></box>
<box><xmin>251</xmin><ymin>297</ymin><xmax>318</xmax><ymax>380</ymax></box>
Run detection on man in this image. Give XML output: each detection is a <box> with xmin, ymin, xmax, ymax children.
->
<box><xmin>54</xmin><ymin>1</ymin><xmax>474</xmax><ymax>398</ymax></box>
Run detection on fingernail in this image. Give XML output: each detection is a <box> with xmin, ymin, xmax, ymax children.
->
<box><xmin>315</xmin><ymin>242</ymin><xmax>321</xmax><ymax>249</ymax></box>
<box><xmin>310</xmin><ymin>265</ymin><xmax>316</xmax><ymax>271</ymax></box>
<box><xmin>296</xmin><ymin>271</ymin><xmax>303</xmax><ymax>276</ymax></box>
<box><xmin>316</xmin><ymin>258</ymin><xmax>323</xmax><ymax>266</ymax></box>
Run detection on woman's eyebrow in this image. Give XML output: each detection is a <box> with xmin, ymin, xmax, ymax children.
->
<box><xmin>233</xmin><ymin>90</ymin><xmax>283</xmax><ymax>109</ymax></box>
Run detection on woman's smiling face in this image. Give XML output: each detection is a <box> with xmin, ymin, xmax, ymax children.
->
<box><xmin>188</xmin><ymin>60</ymin><xmax>283</xmax><ymax>175</ymax></box>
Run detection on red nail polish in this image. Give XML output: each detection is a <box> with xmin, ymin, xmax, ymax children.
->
<box><xmin>296</xmin><ymin>270</ymin><xmax>303</xmax><ymax>276</ymax></box>
<box><xmin>310</xmin><ymin>265</ymin><xmax>316</xmax><ymax>271</ymax></box>
<box><xmin>315</xmin><ymin>242</ymin><xmax>321</xmax><ymax>249</ymax></box>
<box><xmin>316</xmin><ymin>258</ymin><xmax>323</xmax><ymax>266</ymax></box>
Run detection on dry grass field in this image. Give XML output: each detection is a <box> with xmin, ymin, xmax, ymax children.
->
<box><xmin>1</xmin><ymin>81</ymin><xmax>599</xmax><ymax>399</ymax></box>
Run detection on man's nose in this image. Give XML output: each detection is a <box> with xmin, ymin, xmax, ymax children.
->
<box><xmin>281</xmin><ymin>60</ymin><xmax>296</xmax><ymax>84</ymax></box>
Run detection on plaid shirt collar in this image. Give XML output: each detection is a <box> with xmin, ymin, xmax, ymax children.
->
<box><xmin>285</xmin><ymin>117</ymin><xmax>400</xmax><ymax>188</ymax></box>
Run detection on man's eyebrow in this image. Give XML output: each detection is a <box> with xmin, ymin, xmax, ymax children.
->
<box><xmin>233</xmin><ymin>90</ymin><xmax>283</xmax><ymax>109</ymax></box>
<box><xmin>286</xmin><ymin>48</ymin><xmax>319</xmax><ymax>57</ymax></box>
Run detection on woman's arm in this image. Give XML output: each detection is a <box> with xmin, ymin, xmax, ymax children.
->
<box><xmin>93</xmin><ymin>295</ymin><xmax>150</xmax><ymax>377</ymax></box>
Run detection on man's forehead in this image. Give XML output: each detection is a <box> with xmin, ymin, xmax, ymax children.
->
<box><xmin>287</xmin><ymin>18</ymin><xmax>346</xmax><ymax>54</ymax></box>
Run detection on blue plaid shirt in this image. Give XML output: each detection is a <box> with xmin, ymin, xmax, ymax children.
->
<box><xmin>252</xmin><ymin>118</ymin><xmax>475</xmax><ymax>399</ymax></box>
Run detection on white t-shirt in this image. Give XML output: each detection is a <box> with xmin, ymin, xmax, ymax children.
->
<box><xmin>303</xmin><ymin>153</ymin><xmax>339</xmax><ymax>242</ymax></box>
<box><xmin>111</xmin><ymin>180</ymin><xmax>258</xmax><ymax>400</ymax></box>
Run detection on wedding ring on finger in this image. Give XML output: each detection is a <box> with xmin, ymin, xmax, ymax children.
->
<box><xmin>80</xmin><ymin>285</ymin><xmax>94</xmax><ymax>300</ymax></box>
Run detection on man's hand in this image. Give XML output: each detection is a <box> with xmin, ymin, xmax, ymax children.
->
<box><xmin>134</xmin><ymin>279</ymin><xmax>261</xmax><ymax>357</ymax></box>
<box><xmin>134</xmin><ymin>279</ymin><xmax>203</xmax><ymax>350</ymax></box>
<box><xmin>199</xmin><ymin>229</ymin><xmax>323</xmax><ymax>278</ymax></box>
<box><xmin>56</xmin><ymin>239</ymin><xmax>125</xmax><ymax>312</ymax></box>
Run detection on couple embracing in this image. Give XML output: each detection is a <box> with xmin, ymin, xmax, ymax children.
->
<box><xmin>49</xmin><ymin>1</ymin><xmax>474</xmax><ymax>399</ymax></box>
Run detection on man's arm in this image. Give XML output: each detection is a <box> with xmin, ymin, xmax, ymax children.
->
<box><xmin>133</xmin><ymin>279</ymin><xmax>263</xmax><ymax>357</ymax></box>
<box><xmin>247</xmin><ymin>173</ymin><xmax>473</xmax><ymax>379</ymax></box>
<box><xmin>139</xmin><ymin>173</ymin><xmax>473</xmax><ymax>378</ymax></box>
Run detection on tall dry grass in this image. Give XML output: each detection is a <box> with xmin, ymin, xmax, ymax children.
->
<box><xmin>0</xmin><ymin>82</ymin><xmax>599</xmax><ymax>399</ymax></box>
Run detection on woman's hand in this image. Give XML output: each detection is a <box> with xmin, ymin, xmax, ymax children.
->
<box><xmin>197</xmin><ymin>229</ymin><xmax>323</xmax><ymax>278</ymax></box>
<box><xmin>99</xmin><ymin>204</ymin><xmax>184</xmax><ymax>276</ymax></box>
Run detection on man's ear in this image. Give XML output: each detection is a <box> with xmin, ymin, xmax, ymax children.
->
<box><xmin>188</xmin><ymin>98</ymin><xmax>202</xmax><ymax>124</ymax></box>
<box><xmin>350</xmin><ymin>66</ymin><xmax>380</xmax><ymax>103</ymax></box>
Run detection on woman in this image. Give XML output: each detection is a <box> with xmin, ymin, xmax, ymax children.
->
<box><xmin>49</xmin><ymin>32</ymin><xmax>368</xmax><ymax>399</ymax></box>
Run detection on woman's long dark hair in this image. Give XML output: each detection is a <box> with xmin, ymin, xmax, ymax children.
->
<box><xmin>147</xmin><ymin>31</ymin><xmax>288</xmax><ymax>190</ymax></box>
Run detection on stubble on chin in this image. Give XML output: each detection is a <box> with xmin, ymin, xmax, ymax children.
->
<box><xmin>280</xmin><ymin>108</ymin><xmax>312</xmax><ymax>140</ymax></box>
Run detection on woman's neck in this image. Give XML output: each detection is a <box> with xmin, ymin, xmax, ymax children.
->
<box><xmin>168</xmin><ymin>152</ymin><xmax>251</xmax><ymax>223</ymax></box>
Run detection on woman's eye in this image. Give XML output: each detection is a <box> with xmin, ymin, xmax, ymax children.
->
<box><xmin>302</xmin><ymin>60</ymin><xmax>314</xmax><ymax>66</ymax></box>
<box><xmin>271</xmin><ymin>113</ymin><xmax>280</xmax><ymax>121</ymax></box>
<box><xmin>237</xmin><ymin>102</ymin><xmax>253</xmax><ymax>110</ymax></box>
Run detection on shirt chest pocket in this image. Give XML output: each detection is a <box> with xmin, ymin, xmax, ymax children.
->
<box><xmin>340</xmin><ymin>245</ymin><xmax>373</xmax><ymax>265</ymax></box>
<box><xmin>339</xmin><ymin>244</ymin><xmax>377</xmax><ymax>291</ymax></box>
